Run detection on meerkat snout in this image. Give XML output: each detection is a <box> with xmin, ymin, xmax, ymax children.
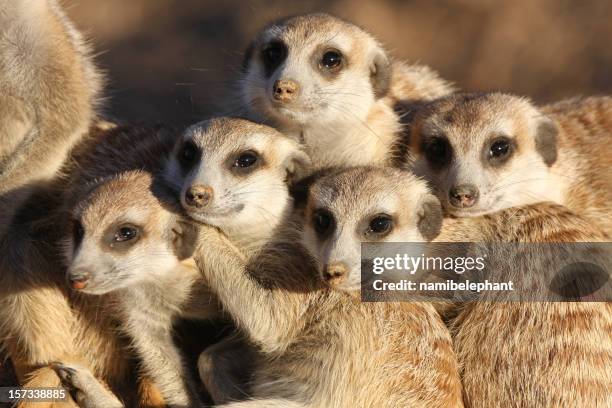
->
<box><xmin>449</xmin><ymin>184</ymin><xmax>479</xmax><ymax>208</ymax></box>
<box><xmin>68</xmin><ymin>269</ymin><xmax>91</xmax><ymax>290</ymax></box>
<box><xmin>184</xmin><ymin>184</ymin><xmax>214</xmax><ymax>209</ymax></box>
<box><xmin>323</xmin><ymin>262</ymin><xmax>349</xmax><ymax>286</ymax></box>
<box><xmin>272</xmin><ymin>79</ymin><xmax>300</xmax><ymax>103</ymax></box>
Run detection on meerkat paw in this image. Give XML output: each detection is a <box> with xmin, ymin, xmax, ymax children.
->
<box><xmin>52</xmin><ymin>363</ymin><xmax>123</xmax><ymax>408</ymax></box>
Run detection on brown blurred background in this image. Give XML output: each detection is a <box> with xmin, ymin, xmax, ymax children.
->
<box><xmin>66</xmin><ymin>0</ymin><xmax>612</xmax><ymax>126</ymax></box>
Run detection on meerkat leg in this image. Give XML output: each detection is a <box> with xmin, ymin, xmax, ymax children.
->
<box><xmin>13</xmin><ymin>365</ymin><xmax>78</xmax><ymax>408</ymax></box>
<box><xmin>124</xmin><ymin>319</ymin><xmax>202</xmax><ymax>408</ymax></box>
<box><xmin>1</xmin><ymin>286</ymin><xmax>86</xmax><ymax>408</ymax></box>
<box><xmin>53</xmin><ymin>363</ymin><xmax>123</xmax><ymax>408</ymax></box>
<box><xmin>198</xmin><ymin>337</ymin><xmax>256</xmax><ymax>404</ymax></box>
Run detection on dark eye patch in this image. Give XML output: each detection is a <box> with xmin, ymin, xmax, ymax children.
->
<box><xmin>72</xmin><ymin>219</ymin><xmax>85</xmax><ymax>249</ymax></box>
<box><xmin>483</xmin><ymin>135</ymin><xmax>515</xmax><ymax>167</ymax></box>
<box><xmin>366</xmin><ymin>214</ymin><xmax>394</xmax><ymax>237</ymax></box>
<box><xmin>421</xmin><ymin>135</ymin><xmax>453</xmax><ymax>169</ymax></box>
<box><xmin>311</xmin><ymin>46</ymin><xmax>348</xmax><ymax>79</ymax></box>
<box><xmin>102</xmin><ymin>223</ymin><xmax>143</xmax><ymax>253</ymax></box>
<box><xmin>228</xmin><ymin>149</ymin><xmax>264</xmax><ymax>176</ymax></box>
<box><xmin>312</xmin><ymin>208</ymin><xmax>335</xmax><ymax>238</ymax></box>
<box><xmin>320</xmin><ymin>49</ymin><xmax>343</xmax><ymax>71</ymax></box>
<box><xmin>261</xmin><ymin>40</ymin><xmax>287</xmax><ymax>77</ymax></box>
<box><xmin>177</xmin><ymin>140</ymin><xmax>200</xmax><ymax>172</ymax></box>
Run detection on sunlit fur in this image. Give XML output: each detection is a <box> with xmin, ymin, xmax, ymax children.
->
<box><xmin>240</xmin><ymin>13</ymin><xmax>453</xmax><ymax>170</ymax></box>
<box><xmin>0</xmin><ymin>0</ymin><xmax>102</xmax><ymax>236</ymax></box>
<box><xmin>436</xmin><ymin>203</ymin><xmax>612</xmax><ymax>407</ymax></box>
<box><xmin>302</xmin><ymin>167</ymin><xmax>438</xmax><ymax>292</ymax></box>
<box><xmin>65</xmin><ymin>171</ymin><xmax>218</xmax><ymax>407</ymax></box>
<box><xmin>409</xmin><ymin>93</ymin><xmax>612</xmax><ymax>237</ymax></box>
<box><xmin>0</xmin><ymin>2</ymin><xmax>106</xmax><ymax>406</ymax></box>
<box><xmin>165</xmin><ymin>117</ymin><xmax>310</xmax><ymax>252</ymax></box>
<box><xmin>180</xmin><ymin>152</ymin><xmax>463</xmax><ymax>405</ymax></box>
<box><xmin>0</xmin><ymin>124</ymin><xmax>180</xmax><ymax>408</ymax></box>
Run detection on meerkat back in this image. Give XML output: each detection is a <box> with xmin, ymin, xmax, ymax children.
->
<box><xmin>543</xmin><ymin>96</ymin><xmax>612</xmax><ymax>236</ymax></box>
<box><xmin>438</xmin><ymin>204</ymin><xmax>612</xmax><ymax>407</ymax></box>
<box><xmin>0</xmin><ymin>0</ymin><xmax>102</xmax><ymax>235</ymax></box>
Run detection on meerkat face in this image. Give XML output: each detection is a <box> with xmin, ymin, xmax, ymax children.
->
<box><xmin>164</xmin><ymin>118</ymin><xmax>310</xmax><ymax>237</ymax></box>
<box><xmin>241</xmin><ymin>13</ymin><xmax>391</xmax><ymax>130</ymax></box>
<box><xmin>65</xmin><ymin>172</ymin><xmax>198</xmax><ymax>295</ymax></box>
<box><xmin>301</xmin><ymin>167</ymin><xmax>442</xmax><ymax>292</ymax></box>
<box><xmin>410</xmin><ymin>93</ymin><xmax>559</xmax><ymax>217</ymax></box>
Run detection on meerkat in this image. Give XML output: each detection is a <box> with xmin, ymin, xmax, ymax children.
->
<box><xmin>239</xmin><ymin>13</ymin><xmax>454</xmax><ymax>171</ymax></box>
<box><xmin>62</xmin><ymin>169</ymin><xmax>227</xmax><ymax>407</ymax></box>
<box><xmin>160</xmin><ymin>118</ymin><xmax>463</xmax><ymax>407</ymax></box>
<box><xmin>407</xmin><ymin>92</ymin><xmax>612</xmax><ymax>236</ymax></box>
<box><xmin>299</xmin><ymin>166</ymin><xmax>611</xmax><ymax>407</ymax></box>
<box><xmin>0</xmin><ymin>125</ymin><xmax>186</xmax><ymax>407</ymax></box>
<box><xmin>0</xmin><ymin>0</ymin><xmax>102</xmax><ymax>237</ymax></box>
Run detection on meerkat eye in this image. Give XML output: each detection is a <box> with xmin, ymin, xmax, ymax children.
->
<box><xmin>114</xmin><ymin>225</ymin><xmax>139</xmax><ymax>243</ymax></box>
<box><xmin>488</xmin><ymin>138</ymin><xmax>513</xmax><ymax>161</ymax></box>
<box><xmin>367</xmin><ymin>215</ymin><xmax>393</xmax><ymax>235</ymax></box>
<box><xmin>422</xmin><ymin>136</ymin><xmax>452</xmax><ymax>168</ymax></box>
<box><xmin>233</xmin><ymin>151</ymin><xmax>259</xmax><ymax>168</ymax></box>
<box><xmin>179</xmin><ymin>141</ymin><xmax>199</xmax><ymax>166</ymax></box>
<box><xmin>320</xmin><ymin>50</ymin><xmax>343</xmax><ymax>70</ymax></box>
<box><xmin>313</xmin><ymin>209</ymin><xmax>335</xmax><ymax>237</ymax></box>
<box><xmin>262</xmin><ymin>41</ymin><xmax>287</xmax><ymax>70</ymax></box>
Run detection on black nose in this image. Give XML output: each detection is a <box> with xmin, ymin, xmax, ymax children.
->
<box><xmin>184</xmin><ymin>185</ymin><xmax>213</xmax><ymax>209</ymax></box>
<box><xmin>449</xmin><ymin>184</ymin><xmax>479</xmax><ymax>208</ymax></box>
<box><xmin>272</xmin><ymin>79</ymin><xmax>300</xmax><ymax>102</ymax></box>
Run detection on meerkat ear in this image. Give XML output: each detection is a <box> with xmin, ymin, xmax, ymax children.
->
<box><xmin>370</xmin><ymin>49</ymin><xmax>392</xmax><ymax>99</ymax></box>
<box><xmin>277</xmin><ymin>139</ymin><xmax>312</xmax><ymax>182</ymax></box>
<box><xmin>170</xmin><ymin>219</ymin><xmax>199</xmax><ymax>260</ymax></box>
<box><xmin>417</xmin><ymin>194</ymin><xmax>443</xmax><ymax>241</ymax></box>
<box><xmin>535</xmin><ymin>116</ymin><xmax>558</xmax><ymax>167</ymax></box>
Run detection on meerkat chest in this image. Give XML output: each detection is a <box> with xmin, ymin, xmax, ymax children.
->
<box><xmin>120</xmin><ymin>268</ymin><xmax>200</xmax><ymax>324</ymax></box>
<box><xmin>300</xmin><ymin>117</ymin><xmax>398</xmax><ymax>169</ymax></box>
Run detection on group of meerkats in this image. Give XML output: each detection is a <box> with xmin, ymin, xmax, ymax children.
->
<box><xmin>0</xmin><ymin>2</ymin><xmax>611</xmax><ymax>408</ymax></box>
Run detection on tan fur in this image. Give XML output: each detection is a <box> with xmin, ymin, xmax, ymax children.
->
<box><xmin>0</xmin><ymin>0</ymin><xmax>102</xmax><ymax>237</ymax></box>
<box><xmin>167</xmin><ymin>125</ymin><xmax>462</xmax><ymax>407</ymax></box>
<box><xmin>240</xmin><ymin>13</ymin><xmax>454</xmax><ymax>171</ymax></box>
<box><xmin>436</xmin><ymin>204</ymin><xmax>612</xmax><ymax>407</ymax></box>
<box><xmin>65</xmin><ymin>170</ymin><xmax>222</xmax><ymax>407</ymax></box>
<box><xmin>408</xmin><ymin>92</ymin><xmax>612</xmax><ymax>236</ymax></box>
<box><xmin>0</xmin><ymin>125</ymin><xmax>181</xmax><ymax>407</ymax></box>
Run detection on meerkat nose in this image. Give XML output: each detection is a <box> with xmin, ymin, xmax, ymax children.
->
<box><xmin>323</xmin><ymin>262</ymin><xmax>349</xmax><ymax>286</ymax></box>
<box><xmin>68</xmin><ymin>270</ymin><xmax>90</xmax><ymax>290</ymax></box>
<box><xmin>185</xmin><ymin>185</ymin><xmax>214</xmax><ymax>209</ymax></box>
<box><xmin>273</xmin><ymin>79</ymin><xmax>300</xmax><ymax>103</ymax></box>
<box><xmin>449</xmin><ymin>184</ymin><xmax>479</xmax><ymax>208</ymax></box>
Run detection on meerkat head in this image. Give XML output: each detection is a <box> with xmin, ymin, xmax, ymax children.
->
<box><xmin>65</xmin><ymin>171</ymin><xmax>198</xmax><ymax>294</ymax></box>
<box><xmin>300</xmin><ymin>167</ymin><xmax>442</xmax><ymax>292</ymax></box>
<box><xmin>240</xmin><ymin>13</ymin><xmax>391</xmax><ymax>132</ymax></box>
<box><xmin>409</xmin><ymin>92</ymin><xmax>559</xmax><ymax>217</ymax></box>
<box><xmin>164</xmin><ymin>117</ymin><xmax>310</xmax><ymax>243</ymax></box>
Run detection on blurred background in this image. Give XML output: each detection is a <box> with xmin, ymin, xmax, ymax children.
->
<box><xmin>65</xmin><ymin>0</ymin><xmax>612</xmax><ymax>126</ymax></box>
